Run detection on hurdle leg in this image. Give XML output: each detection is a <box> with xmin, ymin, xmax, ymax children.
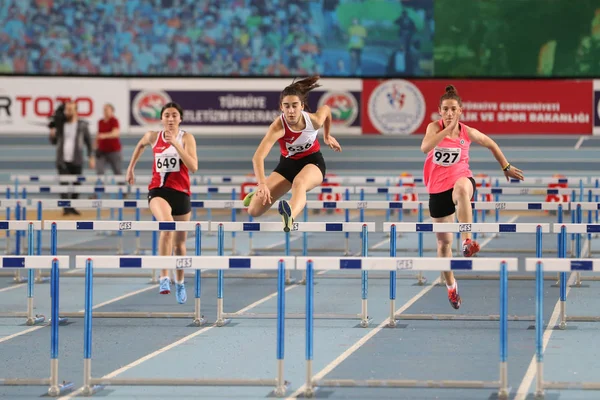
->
<box><xmin>26</xmin><ymin>270</ymin><xmax>45</xmax><ymax>326</ymax></box>
<box><xmin>305</xmin><ymin>261</ymin><xmax>315</xmax><ymax>398</ymax></box>
<box><xmin>215</xmin><ymin>226</ymin><xmax>230</xmax><ymax>327</ymax></box>
<box><xmin>82</xmin><ymin>260</ymin><xmax>103</xmax><ymax>396</ymax></box>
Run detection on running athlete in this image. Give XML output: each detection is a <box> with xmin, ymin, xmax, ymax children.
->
<box><xmin>421</xmin><ymin>85</ymin><xmax>524</xmax><ymax>309</ymax></box>
<box><xmin>125</xmin><ymin>102</ymin><xmax>198</xmax><ymax>304</ymax></box>
<box><xmin>243</xmin><ymin>76</ymin><xmax>342</xmax><ymax>231</ymax></box>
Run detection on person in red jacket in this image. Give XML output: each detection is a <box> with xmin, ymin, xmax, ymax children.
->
<box><xmin>96</xmin><ymin>103</ymin><xmax>122</xmax><ymax>176</ymax></box>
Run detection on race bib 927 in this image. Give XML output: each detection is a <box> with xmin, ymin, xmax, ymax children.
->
<box><xmin>432</xmin><ymin>147</ymin><xmax>461</xmax><ymax>167</ymax></box>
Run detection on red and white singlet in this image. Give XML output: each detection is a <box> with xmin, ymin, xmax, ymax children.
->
<box><xmin>148</xmin><ymin>129</ymin><xmax>191</xmax><ymax>195</ymax></box>
<box><xmin>277</xmin><ymin>111</ymin><xmax>321</xmax><ymax>159</ymax></box>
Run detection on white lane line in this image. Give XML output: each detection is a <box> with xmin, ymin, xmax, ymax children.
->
<box><xmin>0</xmin><ymin>283</ymin><xmax>25</xmax><ymax>293</ymax></box>
<box><xmin>574</xmin><ymin>136</ymin><xmax>585</xmax><ymax>150</ymax></box>
<box><xmin>285</xmin><ymin>215</ymin><xmax>515</xmax><ymax>399</ymax></box>
<box><xmin>0</xmin><ymin>325</ymin><xmax>46</xmax><ymax>344</ymax></box>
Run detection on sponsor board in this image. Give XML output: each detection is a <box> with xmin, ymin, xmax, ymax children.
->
<box><xmin>0</xmin><ymin>77</ymin><xmax>129</xmax><ymax>134</ymax></box>
<box><xmin>362</xmin><ymin>79</ymin><xmax>592</xmax><ymax>135</ymax></box>
<box><xmin>128</xmin><ymin>78</ymin><xmax>361</xmax><ymax>135</ymax></box>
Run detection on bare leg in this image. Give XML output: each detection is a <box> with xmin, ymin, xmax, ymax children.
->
<box><xmin>247</xmin><ymin>172</ymin><xmax>292</xmax><ymax>217</ymax></box>
<box><xmin>149</xmin><ymin>197</ymin><xmax>175</xmax><ymax>281</ymax></box>
<box><xmin>173</xmin><ymin>212</ymin><xmax>191</xmax><ymax>283</ymax></box>
<box><xmin>288</xmin><ymin>164</ymin><xmax>324</xmax><ymax>220</ymax></box>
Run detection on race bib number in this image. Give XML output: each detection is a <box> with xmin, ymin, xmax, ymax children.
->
<box><xmin>433</xmin><ymin>147</ymin><xmax>461</xmax><ymax>167</ymax></box>
<box><xmin>286</xmin><ymin>140</ymin><xmax>314</xmax><ymax>156</ymax></box>
<box><xmin>155</xmin><ymin>154</ymin><xmax>180</xmax><ymax>173</ymax></box>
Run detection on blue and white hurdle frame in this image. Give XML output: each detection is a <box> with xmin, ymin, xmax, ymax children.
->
<box><xmin>298</xmin><ymin>256</ymin><xmax>518</xmax><ymax>399</ymax></box>
<box><xmin>0</xmin><ymin>221</ymin><xmax>47</xmax><ymax>325</ymax></box>
<box><xmin>384</xmin><ymin>222</ymin><xmax>550</xmax><ymax>322</ymax></box>
<box><xmin>75</xmin><ymin>255</ymin><xmax>291</xmax><ymax>397</ymax></box>
<box><xmin>551</xmin><ymin>223</ymin><xmax>600</xmax><ymax>329</ymax></box>
<box><xmin>212</xmin><ymin>221</ymin><xmax>376</xmax><ymax>327</ymax></box>
<box><xmin>526</xmin><ymin>257</ymin><xmax>600</xmax><ymax>398</ymax></box>
<box><xmin>43</xmin><ymin>220</ymin><xmax>208</xmax><ymax>325</ymax></box>
<box><xmin>0</xmin><ymin>254</ymin><xmax>73</xmax><ymax>397</ymax></box>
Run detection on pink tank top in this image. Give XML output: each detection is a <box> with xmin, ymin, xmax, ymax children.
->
<box><xmin>423</xmin><ymin>120</ymin><xmax>473</xmax><ymax>194</ymax></box>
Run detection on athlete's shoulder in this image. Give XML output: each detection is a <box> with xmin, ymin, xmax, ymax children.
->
<box><xmin>426</xmin><ymin>120</ymin><xmax>442</xmax><ymax>133</ymax></box>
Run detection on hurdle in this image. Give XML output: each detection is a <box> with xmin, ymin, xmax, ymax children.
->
<box><xmin>551</xmin><ymin>223</ymin><xmax>600</xmax><ymax>329</ymax></box>
<box><xmin>526</xmin><ymin>257</ymin><xmax>600</xmax><ymax>398</ymax></box>
<box><xmin>43</xmin><ymin>220</ymin><xmax>208</xmax><ymax>325</ymax></box>
<box><xmin>0</xmin><ymin>255</ymin><xmax>73</xmax><ymax>397</ymax></box>
<box><xmin>212</xmin><ymin>221</ymin><xmax>375</xmax><ymax>327</ymax></box>
<box><xmin>298</xmin><ymin>256</ymin><xmax>517</xmax><ymax>399</ymax></box>
<box><xmin>75</xmin><ymin>255</ymin><xmax>291</xmax><ymax>397</ymax></box>
<box><xmin>384</xmin><ymin>222</ymin><xmax>550</xmax><ymax>322</ymax></box>
<box><xmin>0</xmin><ymin>206</ymin><xmax>34</xmax><ymax>283</ymax></box>
<box><xmin>0</xmin><ymin>221</ymin><xmax>47</xmax><ymax>325</ymax></box>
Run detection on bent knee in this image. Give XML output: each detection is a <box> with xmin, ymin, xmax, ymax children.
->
<box><xmin>173</xmin><ymin>242</ymin><xmax>187</xmax><ymax>255</ymax></box>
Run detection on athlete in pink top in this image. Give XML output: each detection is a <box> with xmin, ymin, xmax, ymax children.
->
<box><xmin>244</xmin><ymin>76</ymin><xmax>342</xmax><ymax>232</ymax></box>
<box><xmin>421</xmin><ymin>85</ymin><xmax>524</xmax><ymax>310</ymax></box>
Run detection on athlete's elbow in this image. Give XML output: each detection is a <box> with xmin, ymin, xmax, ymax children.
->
<box><xmin>420</xmin><ymin>144</ymin><xmax>430</xmax><ymax>154</ymax></box>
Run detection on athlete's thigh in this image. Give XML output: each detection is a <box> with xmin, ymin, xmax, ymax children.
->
<box><xmin>250</xmin><ymin>171</ymin><xmax>292</xmax><ymax>210</ymax></box>
<box><xmin>149</xmin><ymin>196</ymin><xmax>174</xmax><ymax>221</ymax></box>
<box><xmin>292</xmin><ymin>164</ymin><xmax>324</xmax><ymax>191</ymax></box>
<box><xmin>451</xmin><ymin>177</ymin><xmax>474</xmax><ymax>204</ymax></box>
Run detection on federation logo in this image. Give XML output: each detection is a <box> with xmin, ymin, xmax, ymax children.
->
<box><xmin>368</xmin><ymin>80</ymin><xmax>425</xmax><ymax>135</ymax></box>
<box><xmin>131</xmin><ymin>90</ymin><xmax>172</xmax><ymax>126</ymax></box>
<box><xmin>318</xmin><ymin>91</ymin><xmax>358</xmax><ymax>126</ymax></box>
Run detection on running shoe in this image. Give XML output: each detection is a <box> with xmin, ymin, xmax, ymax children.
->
<box><xmin>159</xmin><ymin>277</ymin><xmax>171</xmax><ymax>295</ymax></box>
<box><xmin>462</xmin><ymin>238</ymin><xmax>480</xmax><ymax>257</ymax></box>
<box><xmin>175</xmin><ymin>282</ymin><xmax>187</xmax><ymax>304</ymax></box>
<box><xmin>243</xmin><ymin>191</ymin><xmax>255</xmax><ymax>207</ymax></box>
<box><xmin>278</xmin><ymin>199</ymin><xmax>293</xmax><ymax>232</ymax></box>
<box><xmin>447</xmin><ymin>281</ymin><xmax>461</xmax><ymax>309</ymax></box>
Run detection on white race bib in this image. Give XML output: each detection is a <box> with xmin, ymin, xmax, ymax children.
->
<box><xmin>155</xmin><ymin>153</ymin><xmax>180</xmax><ymax>173</ymax></box>
<box><xmin>433</xmin><ymin>147</ymin><xmax>461</xmax><ymax>167</ymax></box>
<box><xmin>285</xmin><ymin>140</ymin><xmax>314</xmax><ymax>156</ymax></box>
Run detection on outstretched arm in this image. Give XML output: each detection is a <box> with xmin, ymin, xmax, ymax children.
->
<box><xmin>420</xmin><ymin>119</ymin><xmax>457</xmax><ymax>154</ymax></box>
<box><xmin>253</xmin><ymin>118</ymin><xmax>285</xmax><ymax>184</ymax></box>
<box><xmin>126</xmin><ymin>131</ymin><xmax>154</xmax><ymax>184</ymax></box>
<box><xmin>311</xmin><ymin>105</ymin><xmax>341</xmax><ymax>152</ymax></box>
<box><xmin>468</xmin><ymin>127</ymin><xmax>524</xmax><ymax>181</ymax></box>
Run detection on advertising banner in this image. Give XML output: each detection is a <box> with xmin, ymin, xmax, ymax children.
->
<box><xmin>128</xmin><ymin>79</ymin><xmax>362</xmax><ymax>135</ymax></box>
<box><xmin>0</xmin><ymin>77</ymin><xmax>129</xmax><ymax>135</ymax></box>
<box><xmin>362</xmin><ymin>79</ymin><xmax>592</xmax><ymax>135</ymax></box>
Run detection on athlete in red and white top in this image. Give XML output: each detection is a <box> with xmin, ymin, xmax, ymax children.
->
<box><xmin>126</xmin><ymin>102</ymin><xmax>198</xmax><ymax>304</ymax></box>
<box><xmin>243</xmin><ymin>76</ymin><xmax>342</xmax><ymax>232</ymax></box>
<box><xmin>421</xmin><ymin>85</ymin><xmax>524</xmax><ymax>309</ymax></box>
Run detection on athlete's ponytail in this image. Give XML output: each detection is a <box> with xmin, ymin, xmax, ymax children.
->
<box><xmin>439</xmin><ymin>84</ymin><xmax>462</xmax><ymax>106</ymax></box>
<box><xmin>280</xmin><ymin>76</ymin><xmax>321</xmax><ymax>111</ymax></box>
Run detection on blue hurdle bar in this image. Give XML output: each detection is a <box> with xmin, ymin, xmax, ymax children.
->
<box><xmin>385</xmin><ymin>222</ymin><xmax>548</xmax><ymax>322</ymax></box>
<box><xmin>44</xmin><ymin>220</ymin><xmax>207</xmax><ymax>323</ymax></box>
<box><xmin>526</xmin><ymin>257</ymin><xmax>600</xmax><ymax>397</ymax></box>
<box><xmin>299</xmin><ymin>256</ymin><xmax>517</xmax><ymax>398</ymax></box>
<box><xmin>213</xmin><ymin>221</ymin><xmax>374</xmax><ymax>327</ymax></box>
<box><xmin>0</xmin><ymin>255</ymin><xmax>72</xmax><ymax>396</ymax></box>
<box><xmin>77</xmin><ymin>255</ymin><xmax>290</xmax><ymax>397</ymax></box>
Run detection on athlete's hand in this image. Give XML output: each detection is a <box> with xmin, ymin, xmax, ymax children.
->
<box><xmin>504</xmin><ymin>164</ymin><xmax>524</xmax><ymax>181</ymax></box>
<box><xmin>256</xmin><ymin>183</ymin><xmax>272</xmax><ymax>205</ymax></box>
<box><xmin>324</xmin><ymin>136</ymin><xmax>342</xmax><ymax>152</ymax></box>
<box><xmin>126</xmin><ymin>168</ymin><xmax>135</xmax><ymax>185</ymax></box>
<box><xmin>164</xmin><ymin>130</ymin><xmax>176</xmax><ymax>145</ymax></box>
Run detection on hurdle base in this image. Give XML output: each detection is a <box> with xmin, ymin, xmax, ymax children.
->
<box><xmin>48</xmin><ymin>381</ymin><xmax>74</xmax><ymax>397</ymax></box>
<box><xmin>311</xmin><ymin>378</ymin><xmax>502</xmax><ymax>389</ymax></box>
<box><xmin>88</xmin><ymin>377</ymin><xmax>282</xmax><ymax>388</ymax></box>
<box><xmin>57</xmin><ymin>311</ymin><xmax>197</xmax><ymax>319</ymax></box>
<box><xmin>566</xmin><ymin>315</ymin><xmax>600</xmax><ymax>322</ymax></box>
<box><xmin>26</xmin><ymin>314</ymin><xmax>46</xmax><ymax>326</ymax></box>
<box><xmin>445</xmin><ymin>274</ymin><xmax>558</xmax><ymax>282</ymax></box>
<box><xmin>395</xmin><ymin>314</ymin><xmax>535</xmax><ymax>322</ymax></box>
<box><xmin>193</xmin><ymin>317</ymin><xmax>207</xmax><ymax>327</ymax></box>
<box><xmin>47</xmin><ymin>317</ymin><xmax>69</xmax><ymax>325</ymax></box>
<box><xmin>221</xmin><ymin>312</ymin><xmax>362</xmax><ymax>320</ymax></box>
<box><xmin>543</xmin><ymin>381</ymin><xmax>600</xmax><ymax>390</ymax></box>
<box><xmin>215</xmin><ymin>317</ymin><xmax>231</xmax><ymax>327</ymax></box>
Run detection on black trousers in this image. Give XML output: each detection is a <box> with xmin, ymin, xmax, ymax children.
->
<box><xmin>57</xmin><ymin>162</ymin><xmax>82</xmax><ymax>201</ymax></box>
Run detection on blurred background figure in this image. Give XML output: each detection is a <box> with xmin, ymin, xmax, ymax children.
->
<box><xmin>95</xmin><ymin>103</ymin><xmax>122</xmax><ymax>176</ymax></box>
<box><xmin>48</xmin><ymin>101</ymin><xmax>95</xmax><ymax>216</ymax></box>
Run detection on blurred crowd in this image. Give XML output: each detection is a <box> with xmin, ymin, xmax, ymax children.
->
<box><xmin>0</xmin><ymin>0</ymin><xmax>434</xmax><ymax>77</ymax></box>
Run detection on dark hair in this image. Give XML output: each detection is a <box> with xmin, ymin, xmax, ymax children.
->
<box><xmin>280</xmin><ymin>76</ymin><xmax>321</xmax><ymax>111</ymax></box>
<box><xmin>160</xmin><ymin>102</ymin><xmax>184</xmax><ymax>120</ymax></box>
<box><xmin>439</xmin><ymin>85</ymin><xmax>462</xmax><ymax>106</ymax></box>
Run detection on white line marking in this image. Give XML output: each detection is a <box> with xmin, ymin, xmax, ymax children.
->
<box><xmin>79</xmin><ymin>285</ymin><xmax>159</xmax><ymax>312</ymax></box>
<box><xmin>574</xmin><ymin>136</ymin><xmax>586</xmax><ymax>150</ymax></box>
<box><xmin>0</xmin><ymin>283</ymin><xmax>25</xmax><ymax>293</ymax></box>
<box><xmin>0</xmin><ymin>325</ymin><xmax>45</xmax><ymax>344</ymax></box>
<box><xmin>285</xmin><ymin>215</ymin><xmax>511</xmax><ymax>399</ymax></box>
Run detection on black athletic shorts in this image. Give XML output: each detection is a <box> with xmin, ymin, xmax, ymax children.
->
<box><xmin>274</xmin><ymin>151</ymin><xmax>326</xmax><ymax>183</ymax></box>
<box><xmin>148</xmin><ymin>187</ymin><xmax>191</xmax><ymax>216</ymax></box>
<box><xmin>428</xmin><ymin>177</ymin><xmax>476</xmax><ymax>218</ymax></box>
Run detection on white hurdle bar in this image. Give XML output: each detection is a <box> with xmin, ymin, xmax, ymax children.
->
<box><xmin>384</xmin><ymin>222</ymin><xmax>549</xmax><ymax>322</ymax></box>
<box><xmin>43</xmin><ymin>220</ymin><xmax>209</xmax><ymax>322</ymax></box>
<box><xmin>298</xmin><ymin>256</ymin><xmax>517</xmax><ymax>399</ymax></box>
<box><xmin>76</xmin><ymin>255</ymin><xmax>291</xmax><ymax>397</ymax></box>
<box><xmin>0</xmin><ymin>255</ymin><xmax>73</xmax><ymax>397</ymax></box>
<box><xmin>211</xmin><ymin>221</ymin><xmax>376</xmax><ymax>327</ymax></box>
<box><xmin>0</xmin><ymin>218</ymin><xmax>40</xmax><ymax>282</ymax></box>
<box><xmin>526</xmin><ymin>258</ymin><xmax>600</xmax><ymax>398</ymax></box>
